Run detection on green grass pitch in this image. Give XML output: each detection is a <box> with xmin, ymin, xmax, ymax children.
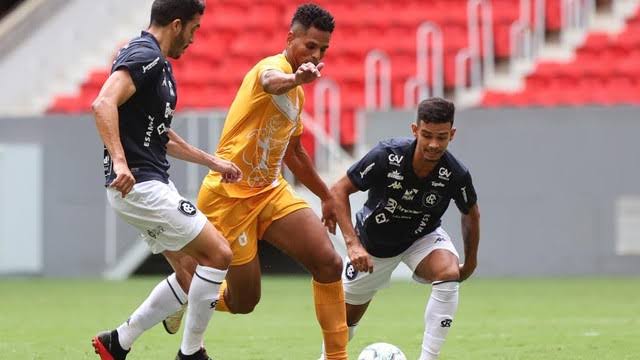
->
<box><xmin>1</xmin><ymin>276</ymin><xmax>638</xmax><ymax>359</ymax></box>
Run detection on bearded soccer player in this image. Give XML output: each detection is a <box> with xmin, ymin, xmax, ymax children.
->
<box><xmin>91</xmin><ymin>1</ymin><xmax>242</xmax><ymax>359</ymax></box>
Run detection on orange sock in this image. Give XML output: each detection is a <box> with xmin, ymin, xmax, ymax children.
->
<box><xmin>214</xmin><ymin>280</ymin><xmax>230</xmax><ymax>312</ymax></box>
<box><xmin>313</xmin><ymin>279</ymin><xmax>348</xmax><ymax>360</ymax></box>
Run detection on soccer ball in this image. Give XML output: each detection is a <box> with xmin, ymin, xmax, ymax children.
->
<box><xmin>357</xmin><ymin>342</ymin><xmax>407</xmax><ymax>360</ymax></box>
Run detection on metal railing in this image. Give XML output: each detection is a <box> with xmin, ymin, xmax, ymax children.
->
<box><xmin>561</xmin><ymin>0</ymin><xmax>596</xmax><ymax>43</ymax></box>
<box><xmin>365</xmin><ymin>49</ymin><xmax>392</xmax><ymax>110</ymax></box>
<box><xmin>455</xmin><ymin>0</ymin><xmax>495</xmax><ymax>97</ymax></box>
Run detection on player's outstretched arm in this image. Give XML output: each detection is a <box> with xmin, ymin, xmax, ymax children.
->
<box><xmin>459</xmin><ymin>203</ymin><xmax>480</xmax><ymax>281</ymax></box>
<box><xmin>331</xmin><ymin>176</ymin><xmax>374</xmax><ymax>273</ymax></box>
<box><xmin>260</xmin><ymin>62</ymin><xmax>324</xmax><ymax>95</ymax></box>
<box><xmin>92</xmin><ymin>70</ymin><xmax>137</xmax><ymax>197</ymax></box>
<box><xmin>283</xmin><ymin>135</ymin><xmax>336</xmax><ymax>233</ymax></box>
<box><xmin>166</xmin><ymin>129</ymin><xmax>242</xmax><ymax>183</ymax></box>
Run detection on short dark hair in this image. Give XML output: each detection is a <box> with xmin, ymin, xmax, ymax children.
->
<box><xmin>417</xmin><ymin>97</ymin><xmax>455</xmax><ymax>125</ymax></box>
<box><xmin>290</xmin><ymin>3</ymin><xmax>335</xmax><ymax>33</ymax></box>
<box><xmin>150</xmin><ymin>0</ymin><xmax>205</xmax><ymax>27</ymax></box>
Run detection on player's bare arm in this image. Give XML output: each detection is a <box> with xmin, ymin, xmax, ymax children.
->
<box><xmin>459</xmin><ymin>203</ymin><xmax>480</xmax><ymax>281</ymax></box>
<box><xmin>331</xmin><ymin>175</ymin><xmax>374</xmax><ymax>273</ymax></box>
<box><xmin>92</xmin><ymin>69</ymin><xmax>137</xmax><ymax>197</ymax></box>
<box><xmin>166</xmin><ymin>129</ymin><xmax>242</xmax><ymax>183</ymax></box>
<box><xmin>283</xmin><ymin>135</ymin><xmax>336</xmax><ymax>233</ymax></box>
<box><xmin>260</xmin><ymin>62</ymin><xmax>324</xmax><ymax>95</ymax></box>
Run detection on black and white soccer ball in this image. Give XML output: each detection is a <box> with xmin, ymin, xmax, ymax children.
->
<box><xmin>357</xmin><ymin>342</ymin><xmax>407</xmax><ymax>360</ymax></box>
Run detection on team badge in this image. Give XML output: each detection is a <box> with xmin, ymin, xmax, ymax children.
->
<box><xmin>422</xmin><ymin>191</ymin><xmax>441</xmax><ymax>208</ymax></box>
<box><xmin>345</xmin><ymin>262</ymin><xmax>358</xmax><ymax>280</ymax></box>
<box><xmin>178</xmin><ymin>200</ymin><xmax>197</xmax><ymax>216</ymax></box>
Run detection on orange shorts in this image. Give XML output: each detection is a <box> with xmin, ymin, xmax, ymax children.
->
<box><xmin>196</xmin><ymin>180</ymin><xmax>309</xmax><ymax>266</ymax></box>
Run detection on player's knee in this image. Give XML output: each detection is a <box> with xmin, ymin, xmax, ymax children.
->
<box><xmin>311</xmin><ymin>251</ymin><xmax>343</xmax><ymax>282</ymax></box>
<box><xmin>432</xmin><ymin>265</ymin><xmax>460</xmax><ymax>282</ymax></box>
<box><xmin>228</xmin><ymin>294</ymin><xmax>260</xmax><ymax>314</ymax></box>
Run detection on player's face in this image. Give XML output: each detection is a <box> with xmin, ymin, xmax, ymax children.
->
<box><xmin>169</xmin><ymin>14</ymin><xmax>201</xmax><ymax>59</ymax></box>
<box><xmin>286</xmin><ymin>26</ymin><xmax>331</xmax><ymax>69</ymax></box>
<box><xmin>412</xmin><ymin>120</ymin><xmax>456</xmax><ymax>163</ymax></box>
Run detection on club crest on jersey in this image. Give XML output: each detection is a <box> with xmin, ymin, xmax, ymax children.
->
<box><xmin>388</xmin><ymin>154</ymin><xmax>404</xmax><ymax>166</ymax></box>
<box><xmin>422</xmin><ymin>191</ymin><xmax>441</xmax><ymax>207</ymax></box>
<box><xmin>345</xmin><ymin>262</ymin><xmax>358</xmax><ymax>280</ymax></box>
<box><xmin>438</xmin><ymin>167</ymin><xmax>452</xmax><ymax>181</ymax></box>
<box><xmin>387</xmin><ymin>170</ymin><xmax>404</xmax><ymax>180</ymax></box>
<box><xmin>178</xmin><ymin>200</ymin><xmax>197</xmax><ymax>216</ymax></box>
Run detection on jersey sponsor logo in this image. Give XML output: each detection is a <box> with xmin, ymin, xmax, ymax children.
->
<box><xmin>344</xmin><ymin>262</ymin><xmax>358</xmax><ymax>280</ymax></box>
<box><xmin>144</xmin><ymin>115</ymin><xmax>155</xmax><ymax>147</ymax></box>
<box><xmin>146</xmin><ymin>225</ymin><xmax>165</xmax><ymax>239</ymax></box>
<box><xmin>388</xmin><ymin>181</ymin><xmax>402</xmax><ymax>189</ymax></box>
<box><xmin>238</xmin><ymin>232</ymin><xmax>248</xmax><ymax>247</ymax></box>
<box><xmin>402</xmin><ymin>189</ymin><xmax>419</xmax><ymax>201</ymax></box>
<box><xmin>164</xmin><ymin>102</ymin><xmax>175</xmax><ymax>119</ymax></box>
<box><xmin>178</xmin><ymin>200</ymin><xmax>197</xmax><ymax>216</ymax></box>
<box><xmin>359</xmin><ymin>163</ymin><xmax>375</xmax><ymax>178</ymax></box>
<box><xmin>384</xmin><ymin>198</ymin><xmax>398</xmax><ymax>213</ymax></box>
<box><xmin>414</xmin><ymin>214</ymin><xmax>431</xmax><ymax>234</ymax></box>
<box><xmin>142</xmin><ymin>56</ymin><xmax>160</xmax><ymax>74</ymax></box>
<box><xmin>438</xmin><ymin>167</ymin><xmax>452</xmax><ymax>181</ymax></box>
<box><xmin>388</xmin><ymin>154</ymin><xmax>404</xmax><ymax>166</ymax></box>
<box><xmin>157</xmin><ymin>123</ymin><xmax>167</xmax><ymax>135</ymax></box>
<box><xmin>375</xmin><ymin>213</ymin><xmax>389</xmax><ymax>224</ymax></box>
<box><xmin>461</xmin><ymin>186</ymin><xmax>468</xmax><ymax>203</ymax></box>
<box><xmin>103</xmin><ymin>152</ymin><xmax>112</xmax><ymax>176</ymax></box>
<box><xmin>431</xmin><ymin>181</ymin><xmax>445</xmax><ymax>188</ymax></box>
<box><xmin>423</xmin><ymin>191</ymin><xmax>441</xmax><ymax>207</ymax></box>
<box><xmin>387</xmin><ymin>170</ymin><xmax>404</xmax><ymax>180</ymax></box>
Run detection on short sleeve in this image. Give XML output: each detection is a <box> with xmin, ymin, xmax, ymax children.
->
<box><xmin>346</xmin><ymin>143</ymin><xmax>387</xmax><ymax>191</ymax></box>
<box><xmin>453</xmin><ymin>171</ymin><xmax>478</xmax><ymax>214</ymax></box>
<box><xmin>256</xmin><ymin>56</ymin><xmax>290</xmax><ymax>79</ymax></box>
<box><xmin>113</xmin><ymin>46</ymin><xmax>163</xmax><ymax>90</ymax></box>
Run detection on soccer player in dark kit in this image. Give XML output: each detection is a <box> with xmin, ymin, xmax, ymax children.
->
<box><xmin>324</xmin><ymin>97</ymin><xmax>480</xmax><ymax>360</ymax></box>
<box><xmin>90</xmin><ymin>1</ymin><xmax>241</xmax><ymax>359</ymax></box>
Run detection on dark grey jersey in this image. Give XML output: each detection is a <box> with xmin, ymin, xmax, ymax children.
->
<box><xmin>347</xmin><ymin>137</ymin><xmax>477</xmax><ymax>258</ymax></box>
<box><xmin>103</xmin><ymin>31</ymin><xmax>177</xmax><ymax>186</ymax></box>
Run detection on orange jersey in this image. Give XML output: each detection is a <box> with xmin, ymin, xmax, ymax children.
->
<box><xmin>203</xmin><ymin>53</ymin><xmax>304</xmax><ymax>198</ymax></box>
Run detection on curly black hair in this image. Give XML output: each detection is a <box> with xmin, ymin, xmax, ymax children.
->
<box><xmin>417</xmin><ymin>97</ymin><xmax>456</xmax><ymax>125</ymax></box>
<box><xmin>290</xmin><ymin>3</ymin><xmax>335</xmax><ymax>33</ymax></box>
<box><xmin>150</xmin><ymin>0</ymin><xmax>205</xmax><ymax>27</ymax></box>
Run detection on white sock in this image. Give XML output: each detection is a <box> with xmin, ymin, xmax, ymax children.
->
<box><xmin>419</xmin><ymin>281</ymin><xmax>459</xmax><ymax>360</ymax></box>
<box><xmin>180</xmin><ymin>265</ymin><xmax>227</xmax><ymax>355</ymax></box>
<box><xmin>117</xmin><ymin>273</ymin><xmax>187</xmax><ymax>350</ymax></box>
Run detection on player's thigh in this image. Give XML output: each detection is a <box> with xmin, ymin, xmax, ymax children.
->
<box><xmin>224</xmin><ymin>255</ymin><xmax>262</xmax><ymax>313</ymax></box>
<box><xmin>197</xmin><ymin>184</ymin><xmax>263</xmax><ymax>266</ymax></box>
<box><xmin>108</xmin><ymin>180</ymin><xmax>207</xmax><ymax>255</ymax></box>
<box><xmin>262</xmin><ymin>207</ymin><xmax>342</xmax><ymax>282</ymax></box>
<box><xmin>342</xmin><ymin>254</ymin><xmax>400</xmax><ymax>306</ymax></box>
<box><xmin>181</xmin><ymin>221</ymin><xmax>232</xmax><ymax>269</ymax></box>
<box><xmin>403</xmin><ymin>228</ymin><xmax>460</xmax><ymax>283</ymax></box>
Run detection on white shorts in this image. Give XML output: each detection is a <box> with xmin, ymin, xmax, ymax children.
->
<box><xmin>107</xmin><ymin>180</ymin><xmax>207</xmax><ymax>254</ymax></box>
<box><xmin>343</xmin><ymin>227</ymin><xmax>459</xmax><ymax>305</ymax></box>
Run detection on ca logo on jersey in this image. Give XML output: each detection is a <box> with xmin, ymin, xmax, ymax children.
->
<box><xmin>344</xmin><ymin>262</ymin><xmax>358</xmax><ymax>280</ymax></box>
<box><xmin>422</xmin><ymin>191</ymin><xmax>441</xmax><ymax>207</ymax></box>
<box><xmin>178</xmin><ymin>200</ymin><xmax>197</xmax><ymax>216</ymax></box>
